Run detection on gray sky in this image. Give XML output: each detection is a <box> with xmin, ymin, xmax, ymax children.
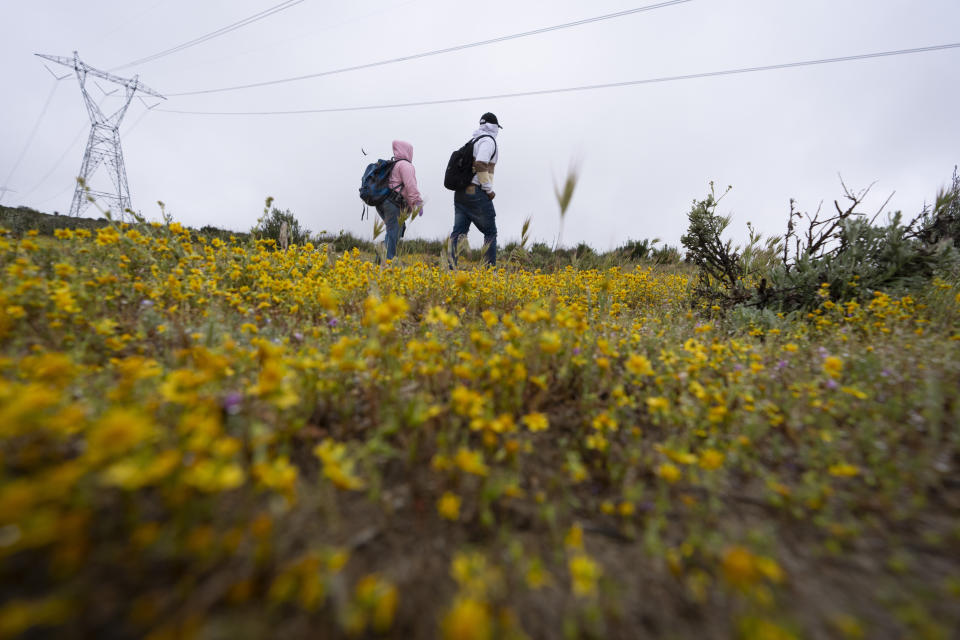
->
<box><xmin>2</xmin><ymin>0</ymin><xmax>958</xmax><ymax>251</ymax></box>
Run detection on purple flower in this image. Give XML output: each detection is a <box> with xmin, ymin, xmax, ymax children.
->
<box><xmin>221</xmin><ymin>391</ymin><xmax>243</xmax><ymax>415</ymax></box>
<box><xmin>881</xmin><ymin>369</ymin><xmax>892</xmax><ymax>378</ymax></box>
<box><xmin>776</xmin><ymin>359</ymin><xmax>788</xmax><ymax>370</ymax></box>
<box><xmin>573</xmin><ymin>347</ymin><xmax>581</xmax><ymax>355</ymax></box>
<box><xmin>328</xmin><ymin>317</ymin><xmax>339</xmax><ymax>328</ymax></box>
<box><xmin>825</xmin><ymin>379</ymin><xmax>838</xmax><ymax>390</ymax></box>
<box><xmin>293</xmin><ymin>331</ymin><xmax>304</xmax><ymax>342</ymax></box>
<box><xmin>140</xmin><ymin>299</ymin><xmax>154</xmax><ymax>308</ymax></box>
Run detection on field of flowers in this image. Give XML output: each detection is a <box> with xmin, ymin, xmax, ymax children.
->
<box><xmin>1</xmin><ymin>221</ymin><xmax>959</xmax><ymax>639</ymax></box>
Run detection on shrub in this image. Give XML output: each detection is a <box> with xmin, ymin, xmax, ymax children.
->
<box><xmin>682</xmin><ymin>175</ymin><xmax>960</xmax><ymax>313</ymax></box>
<box><xmin>0</xmin><ymin>205</ymin><xmax>109</xmax><ymax>237</ymax></box>
<box><xmin>908</xmin><ymin>166</ymin><xmax>960</xmax><ymax>249</ymax></box>
<box><xmin>254</xmin><ymin>207</ymin><xmax>310</xmax><ymax>247</ymax></box>
<box><xmin>650</xmin><ymin>244</ymin><xmax>682</xmax><ymax>265</ymax></box>
<box><xmin>680</xmin><ymin>183</ymin><xmax>750</xmax><ymax>307</ymax></box>
<box><xmin>619</xmin><ymin>238</ymin><xmax>660</xmax><ymax>261</ymax></box>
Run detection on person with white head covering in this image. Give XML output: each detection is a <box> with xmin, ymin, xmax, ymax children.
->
<box><xmin>449</xmin><ymin>112</ymin><xmax>502</xmax><ymax>267</ymax></box>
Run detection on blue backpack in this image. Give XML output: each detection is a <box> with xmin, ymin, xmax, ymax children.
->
<box><xmin>359</xmin><ymin>159</ymin><xmax>407</xmax><ymax>217</ymax></box>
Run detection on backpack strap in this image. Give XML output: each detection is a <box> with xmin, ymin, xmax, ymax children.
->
<box><xmin>389</xmin><ymin>157</ymin><xmax>410</xmax><ymax>190</ymax></box>
<box><xmin>388</xmin><ymin>157</ymin><xmax>411</xmax><ymax>206</ymax></box>
<box><xmin>470</xmin><ymin>135</ymin><xmax>497</xmax><ymax>162</ymax></box>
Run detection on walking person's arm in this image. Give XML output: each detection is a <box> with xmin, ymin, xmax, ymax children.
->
<box><xmin>473</xmin><ymin>139</ymin><xmax>496</xmax><ymax>199</ymax></box>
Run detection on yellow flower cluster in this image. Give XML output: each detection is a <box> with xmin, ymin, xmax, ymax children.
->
<box><xmin>0</xmin><ymin>222</ymin><xmax>957</xmax><ymax>638</ymax></box>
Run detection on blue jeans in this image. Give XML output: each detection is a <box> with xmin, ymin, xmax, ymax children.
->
<box><xmin>450</xmin><ymin>187</ymin><xmax>497</xmax><ymax>266</ymax></box>
<box><xmin>375</xmin><ymin>196</ymin><xmax>405</xmax><ymax>261</ymax></box>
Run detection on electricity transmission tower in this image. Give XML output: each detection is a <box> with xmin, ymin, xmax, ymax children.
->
<box><xmin>34</xmin><ymin>51</ymin><xmax>164</xmax><ymax>218</ymax></box>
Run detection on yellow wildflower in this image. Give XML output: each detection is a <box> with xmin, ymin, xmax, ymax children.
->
<box><xmin>521</xmin><ymin>412</ymin><xmax>549</xmax><ymax>432</ymax></box>
<box><xmin>86</xmin><ymin>409</ymin><xmax>156</xmax><ymax>460</ymax></box>
<box><xmin>823</xmin><ymin>356</ymin><xmax>843</xmax><ymax>379</ymax></box>
<box><xmin>828</xmin><ymin>463</ymin><xmax>860</xmax><ymax>478</ymax></box>
<box><xmin>437</xmin><ymin>492</ymin><xmax>461</xmax><ymax>521</ymax></box>
<box><xmin>646</xmin><ymin>396</ymin><xmax>669</xmax><ymax>413</ymax></box>
<box><xmin>564</xmin><ymin>523</ymin><xmax>584</xmax><ymax>551</ymax></box>
<box><xmin>698</xmin><ymin>449</ymin><xmax>725</xmax><ymax>471</ymax></box>
<box><xmin>657</xmin><ymin>463</ymin><xmax>682</xmax><ymax>484</ymax></box>
<box><xmin>441</xmin><ymin>597</ymin><xmax>491</xmax><ymax>640</ymax></box>
<box><xmin>568</xmin><ymin>554</ymin><xmax>601</xmax><ymax>598</ymax></box>
<box><xmin>314</xmin><ymin>440</ymin><xmax>365</xmax><ymax>491</ymax></box>
<box><xmin>454</xmin><ymin>447</ymin><xmax>489</xmax><ymax>477</ymax></box>
<box><xmin>539</xmin><ymin>331</ymin><xmax>562</xmax><ymax>354</ymax></box>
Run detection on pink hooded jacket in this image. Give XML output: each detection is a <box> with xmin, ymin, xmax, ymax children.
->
<box><xmin>388</xmin><ymin>140</ymin><xmax>423</xmax><ymax>214</ymax></box>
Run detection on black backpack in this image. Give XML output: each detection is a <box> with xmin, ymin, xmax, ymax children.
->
<box><xmin>443</xmin><ymin>135</ymin><xmax>496</xmax><ymax>191</ymax></box>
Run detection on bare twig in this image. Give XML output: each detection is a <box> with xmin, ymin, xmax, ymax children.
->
<box><xmin>871</xmin><ymin>190</ymin><xmax>896</xmax><ymax>225</ymax></box>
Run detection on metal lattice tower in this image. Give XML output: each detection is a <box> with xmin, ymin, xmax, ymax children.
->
<box><xmin>35</xmin><ymin>52</ymin><xmax>164</xmax><ymax>219</ymax></box>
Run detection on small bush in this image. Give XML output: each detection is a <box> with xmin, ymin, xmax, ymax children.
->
<box><xmin>682</xmin><ymin>174</ymin><xmax>960</xmax><ymax>313</ymax></box>
<box><xmin>254</xmin><ymin>207</ymin><xmax>310</xmax><ymax>247</ymax></box>
<box><xmin>650</xmin><ymin>244</ymin><xmax>682</xmax><ymax>265</ymax></box>
<box><xmin>619</xmin><ymin>238</ymin><xmax>660</xmax><ymax>261</ymax></box>
<box><xmin>909</xmin><ymin>166</ymin><xmax>960</xmax><ymax>249</ymax></box>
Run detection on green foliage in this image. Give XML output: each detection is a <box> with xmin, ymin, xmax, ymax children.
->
<box><xmin>680</xmin><ymin>182</ymin><xmax>750</xmax><ymax>306</ymax></box>
<box><xmin>254</xmin><ymin>206</ymin><xmax>310</xmax><ymax>247</ymax></box>
<box><xmin>314</xmin><ymin>230</ymin><xmax>373</xmax><ymax>254</ymax></box>
<box><xmin>650</xmin><ymin>244</ymin><xmax>682</xmax><ymax>265</ymax></box>
<box><xmin>0</xmin><ymin>205</ymin><xmax>110</xmax><ymax>236</ymax></box>
<box><xmin>768</xmin><ymin>212</ymin><xmax>958</xmax><ymax>310</ymax></box>
<box><xmin>0</xmin><ymin>204</ymin><xmax>249</xmax><ymax>243</ymax></box>
<box><xmin>682</xmin><ymin>175</ymin><xmax>960</xmax><ymax>314</ymax></box>
<box><xmin>908</xmin><ymin>166</ymin><xmax>960</xmax><ymax>249</ymax></box>
<box><xmin>619</xmin><ymin>238</ymin><xmax>660</xmax><ymax>261</ymax></box>
<box><xmin>740</xmin><ymin>221</ymin><xmax>784</xmax><ymax>276</ymax></box>
<box><xmin>197</xmin><ymin>224</ymin><xmax>249</xmax><ymax>243</ymax></box>
<box><xmin>397</xmin><ymin>236</ymin><xmax>446</xmax><ymax>257</ymax></box>
<box><xmin>574</xmin><ymin>242</ymin><xmax>596</xmax><ymax>260</ymax></box>
<box><xmin>505</xmin><ymin>217</ymin><xmax>533</xmax><ymax>267</ymax></box>
<box><xmin>553</xmin><ymin>163</ymin><xmax>580</xmax><ymax>250</ymax></box>
<box><xmin>616</xmin><ymin>239</ymin><xmax>683</xmax><ymax>265</ymax></box>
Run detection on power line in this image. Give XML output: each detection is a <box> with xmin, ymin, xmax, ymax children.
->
<box><xmin>156</xmin><ymin>42</ymin><xmax>960</xmax><ymax>117</ymax></box>
<box><xmin>122</xmin><ymin>107</ymin><xmax>154</xmax><ymax>140</ymax></box>
<box><xmin>29</xmin><ymin>113</ymin><xmax>153</xmax><ymax>213</ymax></box>
<box><xmin>172</xmin><ymin>0</ymin><xmax>419</xmax><ymax>77</ymax></box>
<box><xmin>20</xmin><ymin>93</ymin><xmax>153</xmax><ymax>209</ymax></box>
<box><xmin>88</xmin><ymin>0</ymin><xmax>171</xmax><ymax>44</ymax></box>
<box><xmin>25</xmin><ymin>116</ymin><xmax>147</xmax><ymax>212</ymax></box>
<box><xmin>34</xmin><ymin>182</ymin><xmax>76</xmax><ymax>210</ymax></box>
<box><xmin>166</xmin><ymin>0</ymin><xmax>694</xmax><ymax>97</ymax></box>
<box><xmin>0</xmin><ymin>81</ymin><xmax>60</xmax><ymax>204</ymax></box>
<box><xmin>111</xmin><ymin>0</ymin><xmax>306</xmax><ymax>71</ymax></box>
<box><xmin>19</xmin><ymin>125</ymin><xmax>87</xmax><ymax>201</ymax></box>
<box><xmin>20</xmin><ymin>91</ymin><xmax>117</xmax><ymax>202</ymax></box>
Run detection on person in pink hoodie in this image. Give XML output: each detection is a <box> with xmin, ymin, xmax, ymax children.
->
<box><xmin>377</xmin><ymin>140</ymin><xmax>423</xmax><ymax>261</ymax></box>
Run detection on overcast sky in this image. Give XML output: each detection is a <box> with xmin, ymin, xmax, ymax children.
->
<box><xmin>2</xmin><ymin>0</ymin><xmax>958</xmax><ymax>251</ymax></box>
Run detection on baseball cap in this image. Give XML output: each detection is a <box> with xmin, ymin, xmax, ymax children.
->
<box><xmin>480</xmin><ymin>112</ymin><xmax>503</xmax><ymax>129</ymax></box>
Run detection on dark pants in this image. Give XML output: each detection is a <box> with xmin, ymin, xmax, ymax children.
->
<box><xmin>375</xmin><ymin>195</ymin><xmax>406</xmax><ymax>261</ymax></box>
<box><xmin>450</xmin><ymin>187</ymin><xmax>497</xmax><ymax>266</ymax></box>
